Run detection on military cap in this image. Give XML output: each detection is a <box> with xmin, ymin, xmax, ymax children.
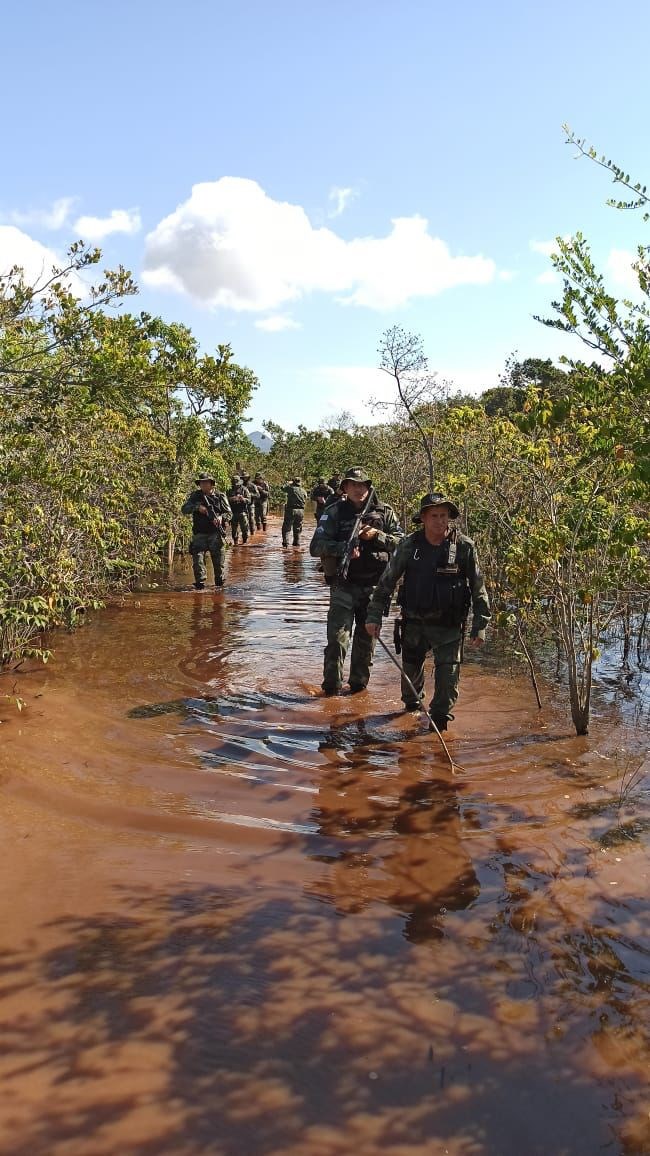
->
<box><xmin>292</xmin><ymin>476</ymin><xmax>301</xmax><ymax>484</ymax></box>
<box><xmin>341</xmin><ymin>466</ymin><xmax>372</xmax><ymax>485</ymax></box>
<box><xmin>413</xmin><ymin>492</ymin><xmax>460</xmax><ymax>521</ymax></box>
<box><xmin>231</xmin><ymin>475</ymin><xmax>241</xmax><ymax>484</ymax></box>
<box><xmin>195</xmin><ymin>472</ymin><xmax>216</xmax><ymax>485</ymax></box>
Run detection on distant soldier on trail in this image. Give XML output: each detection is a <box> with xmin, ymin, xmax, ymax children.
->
<box><xmin>325</xmin><ymin>473</ymin><xmax>342</xmax><ymax>508</ymax></box>
<box><xmin>282</xmin><ymin>477</ymin><xmax>307</xmax><ymax>547</ymax></box>
<box><xmin>241</xmin><ymin>472</ymin><xmax>258</xmax><ymax>535</ymax></box>
<box><xmin>311</xmin><ymin>478</ymin><xmax>334</xmax><ymax>522</ymax></box>
<box><xmin>309</xmin><ymin>466</ymin><xmax>402</xmax><ymax>695</ymax></box>
<box><xmin>365</xmin><ymin>492</ymin><xmax>490</xmax><ymax>731</ymax></box>
<box><xmin>227</xmin><ymin>475</ymin><xmax>251</xmax><ymax>544</ymax></box>
<box><xmin>181</xmin><ymin>473</ymin><xmax>232</xmax><ymax>589</ymax></box>
<box><xmin>253</xmin><ymin>472</ymin><xmax>270</xmax><ymax>531</ymax></box>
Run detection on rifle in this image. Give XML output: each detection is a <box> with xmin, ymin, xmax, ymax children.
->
<box><xmin>338</xmin><ymin>486</ymin><xmax>376</xmax><ymax>580</ymax></box>
<box><xmin>203</xmin><ymin>493</ymin><xmax>228</xmax><ymax>542</ymax></box>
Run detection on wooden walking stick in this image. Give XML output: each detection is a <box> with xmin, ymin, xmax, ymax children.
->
<box><xmin>375</xmin><ymin>636</ymin><xmax>462</xmax><ymax>775</ymax></box>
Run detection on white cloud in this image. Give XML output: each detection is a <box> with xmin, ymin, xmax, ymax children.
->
<box><xmin>0</xmin><ymin>225</ymin><xmax>87</xmax><ymax>295</ymax></box>
<box><xmin>143</xmin><ymin>177</ymin><xmax>498</xmax><ymax>313</ymax></box>
<box><xmin>536</xmin><ymin>269</ymin><xmax>559</xmax><ymax>285</ymax></box>
<box><xmin>254</xmin><ymin>314</ymin><xmax>301</xmax><ymax>331</ymax></box>
<box><xmin>498</xmin><ymin>269</ymin><xmax>517</xmax><ymax>281</ymax></box>
<box><xmin>7</xmin><ymin>197</ymin><xmax>77</xmax><ymax>231</ymax></box>
<box><xmin>73</xmin><ymin>208</ymin><xmax>141</xmax><ymax>241</ymax></box>
<box><xmin>606</xmin><ymin>248</ymin><xmax>640</xmax><ymax>292</ymax></box>
<box><xmin>328</xmin><ymin>185</ymin><xmax>358</xmax><ymax>218</ymax></box>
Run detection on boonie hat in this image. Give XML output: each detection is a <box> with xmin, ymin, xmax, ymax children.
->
<box><xmin>413</xmin><ymin>492</ymin><xmax>460</xmax><ymax>521</ymax></box>
<box><xmin>341</xmin><ymin>467</ymin><xmax>372</xmax><ymax>485</ymax></box>
<box><xmin>195</xmin><ymin>473</ymin><xmax>216</xmax><ymax>485</ymax></box>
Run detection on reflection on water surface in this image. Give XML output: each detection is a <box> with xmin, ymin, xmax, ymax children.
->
<box><xmin>0</xmin><ymin>521</ymin><xmax>648</xmax><ymax>1155</ymax></box>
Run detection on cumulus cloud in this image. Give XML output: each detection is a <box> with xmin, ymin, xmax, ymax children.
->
<box><xmin>7</xmin><ymin>197</ymin><xmax>78</xmax><ymax>231</ymax></box>
<box><xmin>328</xmin><ymin>185</ymin><xmax>358</xmax><ymax>218</ymax></box>
<box><xmin>143</xmin><ymin>177</ymin><xmax>497</xmax><ymax>313</ymax></box>
<box><xmin>0</xmin><ymin>225</ymin><xmax>87</xmax><ymax>294</ymax></box>
<box><xmin>254</xmin><ymin>314</ymin><xmax>301</xmax><ymax>332</ymax></box>
<box><xmin>73</xmin><ymin>208</ymin><xmax>141</xmax><ymax>241</ymax></box>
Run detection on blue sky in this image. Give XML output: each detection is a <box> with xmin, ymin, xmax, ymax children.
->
<box><xmin>2</xmin><ymin>0</ymin><xmax>648</xmax><ymax>431</ymax></box>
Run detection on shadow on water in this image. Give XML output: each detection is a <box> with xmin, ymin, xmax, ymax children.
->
<box><xmin>1</xmin><ymin>523</ymin><xmax>649</xmax><ymax>1155</ymax></box>
<box><xmin>1</xmin><ymin>861</ymin><xmax>648</xmax><ymax>1156</ymax></box>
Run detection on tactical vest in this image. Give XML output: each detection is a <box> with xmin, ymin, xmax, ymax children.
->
<box><xmin>191</xmin><ymin>492</ymin><xmax>229</xmax><ymax>535</ymax></box>
<box><xmin>401</xmin><ymin>532</ymin><xmax>471</xmax><ymax>625</ymax></box>
<box><xmin>337</xmin><ymin>499</ymin><xmax>391</xmax><ymax>585</ymax></box>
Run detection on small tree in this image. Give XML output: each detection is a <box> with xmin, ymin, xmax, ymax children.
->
<box><xmin>376</xmin><ymin>326</ymin><xmax>448</xmax><ymax>490</ymax></box>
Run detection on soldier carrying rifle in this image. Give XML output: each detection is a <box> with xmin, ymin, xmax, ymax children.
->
<box><xmin>309</xmin><ymin>466</ymin><xmax>402</xmax><ymax>696</ymax></box>
<box><xmin>181</xmin><ymin>473</ymin><xmax>232</xmax><ymax>589</ymax></box>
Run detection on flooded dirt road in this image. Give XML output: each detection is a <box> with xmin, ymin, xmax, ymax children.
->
<box><xmin>1</xmin><ymin>520</ymin><xmax>648</xmax><ymax>1156</ymax></box>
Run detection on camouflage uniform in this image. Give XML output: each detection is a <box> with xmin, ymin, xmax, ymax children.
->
<box><xmin>241</xmin><ymin>474</ymin><xmax>258</xmax><ymax>534</ymax></box>
<box><xmin>181</xmin><ymin>484</ymin><xmax>232</xmax><ymax>587</ymax></box>
<box><xmin>310</xmin><ymin>481</ymin><xmax>402</xmax><ymax>693</ymax></box>
<box><xmin>253</xmin><ymin>474</ymin><xmax>270</xmax><ymax>530</ymax></box>
<box><xmin>282</xmin><ymin>480</ymin><xmax>307</xmax><ymax>546</ymax></box>
<box><xmin>311</xmin><ymin>480</ymin><xmax>334</xmax><ymax>521</ymax></box>
<box><xmin>366</xmin><ymin>527</ymin><xmax>490</xmax><ymax>726</ymax></box>
<box><xmin>227</xmin><ymin>477</ymin><xmax>251</xmax><ymax>543</ymax></box>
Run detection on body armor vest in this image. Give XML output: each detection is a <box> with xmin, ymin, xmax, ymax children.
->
<box><xmin>401</xmin><ymin>532</ymin><xmax>471</xmax><ymax>625</ymax></box>
<box><xmin>192</xmin><ymin>492</ymin><xmax>229</xmax><ymax>535</ymax></box>
<box><xmin>337</xmin><ymin>499</ymin><xmax>390</xmax><ymax>585</ymax></box>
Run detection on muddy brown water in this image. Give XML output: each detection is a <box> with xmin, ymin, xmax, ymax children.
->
<box><xmin>1</xmin><ymin>519</ymin><xmax>648</xmax><ymax>1156</ymax></box>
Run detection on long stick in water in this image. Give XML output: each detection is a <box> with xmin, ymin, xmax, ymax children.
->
<box><xmin>375</xmin><ymin>636</ymin><xmax>459</xmax><ymax>774</ymax></box>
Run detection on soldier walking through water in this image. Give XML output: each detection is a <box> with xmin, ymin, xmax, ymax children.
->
<box><xmin>309</xmin><ymin>466</ymin><xmax>402</xmax><ymax>695</ymax></box>
<box><xmin>365</xmin><ymin>492</ymin><xmax>490</xmax><ymax>730</ymax></box>
<box><xmin>282</xmin><ymin>477</ymin><xmax>307</xmax><ymax>547</ymax></box>
<box><xmin>181</xmin><ymin>473</ymin><xmax>232</xmax><ymax>589</ymax></box>
<box><xmin>253</xmin><ymin>472</ymin><xmax>270</xmax><ymax>530</ymax></box>
<box><xmin>311</xmin><ymin>478</ymin><xmax>334</xmax><ymax>521</ymax></box>
<box><xmin>227</xmin><ymin>475</ymin><xmax>251</xmax><ymax>544</ymax></box>
<box><xmin>241</xmin><ymin>473</ymin><xmax>257</xmax><ymax>535</ymax></box>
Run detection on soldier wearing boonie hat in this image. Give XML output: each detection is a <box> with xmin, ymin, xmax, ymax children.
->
<box><xmin>181</xmin><ymin>473</ymin><xmax>232</xmax><ymax>589</ymax></box>
<box><xmin>365</xmin><ymin>492</ymin><xmax>490</xmax><ymax>731</ymax></box>
<box><xmin>309</xmin><ymin>467</ymin><xmax>403</xmax><ymax>695</ymax></box>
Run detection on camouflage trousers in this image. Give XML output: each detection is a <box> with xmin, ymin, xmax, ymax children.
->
<box><xmin>282</xmin><ymin>508</ymin><xmax>304</xmax><ymax>545</ymax></box>
<box><xmin>190</xmin><ymin>532</ymin><xmax>225</xmax><ymax>585</ymax></box>
<box><xmin>231</xmin><ymin>509</ymin><xmax>249</xmax><ymax>542</ymax></box>
<box><xmin>254</xmin><ymin>498</ymin><xmax>268</xmax><ymax>529</ymax></box>
<box><xmin>400</xmin><ymin>619</ymin><xmax>462</xmax><ymax>722</ymax></box>
<box><xmin>322</xmin><ymin>581</ymin><xmax>376</xmax><ymax>692</ymax></box>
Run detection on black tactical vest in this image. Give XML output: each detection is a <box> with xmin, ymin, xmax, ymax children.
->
<box><xmin>401</xmin><ymin>532</ymin><xmax>471</xmax><ymax>625</ymax></box>
<box><xmin>192</xmin><ymin>492</ymin><xmax>228</xmax><ymax>535</ymax></box>
<box><xmin>336</xmin><ymin>499</ymin><xmax>391</xmax><ymax>585</ymax></box>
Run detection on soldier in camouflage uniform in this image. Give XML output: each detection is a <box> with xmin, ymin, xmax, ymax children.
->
<box><xmin>241</xmin><ymin>473</ymin><xmax>258</xmax><ymax>535</ymax></box>
<box><xmin>253</xmin><ymin>472</ymin><xmax>270</xmax><ymax>530</ymax></box>
<box><xmin>365</xmin><ymin>493</ymin><xmax>490</xmax><ymax>730</ymax></box>
<box><xmin>311</xmin><ymin>478</ymin><xmax>334</xmax><ymax>521</ymax></box>
<box><xmin>181</xmin><ymin>473</ymin><xmax>232</xmax><ymax>589</ymax></box>
<box><xmin>309</xmin><ymin>466</ymin><xmax>403</xmax><ymax>695</ymax></box>
<box><xmin>282</xmin><ymin>477</ymin><xmax>307</xmax><ymax>546</ymax></box>
<box><xmin>227</xmin><ymin>475</ymin><xmax>251</xmax><ymax>543</ymax></box>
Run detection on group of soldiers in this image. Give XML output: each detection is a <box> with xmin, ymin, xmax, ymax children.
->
<box><xmin>181</xmin><ymin>470</ymin><xmax>270</xmax><ymax>589</ymax></box>
<box><xmin>182</xmin><ymin>466</ymin><xmax>490</xmax><ymax>732</ymax></box>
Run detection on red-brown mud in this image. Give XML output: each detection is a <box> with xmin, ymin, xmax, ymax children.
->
<box><xmin>1</xmin><ymin>519</ymin><xmax>648</xmax><ymax>1156</ymax></box>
